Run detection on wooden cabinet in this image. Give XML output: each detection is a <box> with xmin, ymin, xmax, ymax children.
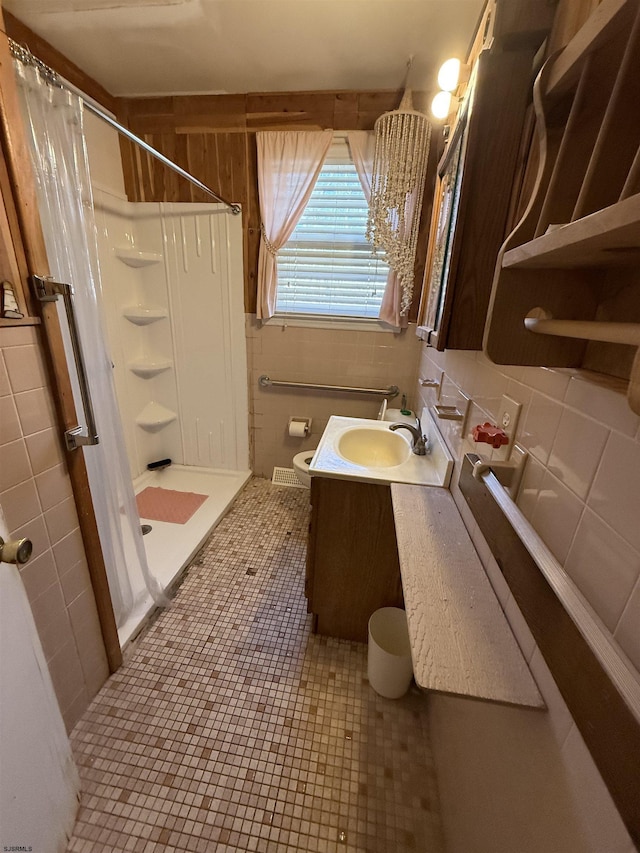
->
<box><xmin>305</xmin><ymin>476</ymin><xmax>403</xmax><ymax>643</ymax></box>
<box><xmin>417</xmin><ymin>0</ymin><xmax>555</xmax><ymax>351</ymax></box>
<box><xmin>418</xmin><ymin>49</ymin><xmax>536</xmax><ymax>350</ymax></box>
<box><xmin>484</xmin><ymin>0</ymin><xmax>640</xmax><ymax>415</ymax></box>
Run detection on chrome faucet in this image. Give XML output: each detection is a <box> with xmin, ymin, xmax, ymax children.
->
<box><xmin>389</xmin><ymin>418</ymin><xmax>430</xmax><ymax>455</ymax></box>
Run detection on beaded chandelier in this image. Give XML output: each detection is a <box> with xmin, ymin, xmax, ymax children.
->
<box><xmin>367</xmin><ymin>89</ymin><xmax>432</xmax><ymax>316</ymax></box>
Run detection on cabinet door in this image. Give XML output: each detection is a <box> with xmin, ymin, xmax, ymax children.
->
<box><xmin>421</xmin><ymin>107</ymin><xmax>470</xmax><ymax>346</ymax></box>
<box><xmin>304</xmin><ymin>481</ymin><xmax>318</xmax><ymax>617</ymax></box>
<box><xmin>418</xmin><ymin>50</ymin><xmax>536</xmax><ymax>350</ymax></box>
<box><xmin>309</xmin><ymin>477</ymin><xmax>403</xmax><ymax>643</ymax></box>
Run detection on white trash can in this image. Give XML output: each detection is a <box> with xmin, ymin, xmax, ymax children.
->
<box><xmin>367</xmin><ymin>607</ymin><xmax>414</xmax><ymax>699</ymax></box>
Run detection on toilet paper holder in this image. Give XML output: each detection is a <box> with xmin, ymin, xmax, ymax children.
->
<box><xmin>288</xmin><ymin>417</ymin><xmax>312</xmax><ymax>437</ymax></box>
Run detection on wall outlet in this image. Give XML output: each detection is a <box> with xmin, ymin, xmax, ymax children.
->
<box><xmin>492</xmin><ymin>395</ymin><xmax>522</xmax><ymax>462</ymax></box>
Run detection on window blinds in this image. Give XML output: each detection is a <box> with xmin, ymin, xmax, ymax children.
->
<box><xmin>276</xmin><ymin>138</ymin><xmax>388</xmax><ymax>318</ymax></box>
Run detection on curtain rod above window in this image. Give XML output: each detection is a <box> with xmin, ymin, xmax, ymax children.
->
<box><xmin>9</xmin><ymin>38</ymin><xmax>242</xmax><ymax>216</ymax></box>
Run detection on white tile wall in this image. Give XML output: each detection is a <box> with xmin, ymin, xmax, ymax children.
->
<box><xmin>530</xmin><ymin>468</ymin><xmax>585</xmax><ymax>563</ymax></box>
<box><xmin>588</xmin><ymin>431</ymin><xmax>640</xmax><ymax>552</ymax></box>
<box><xmin>615</xmin><ymin>579</ymin><xmax>640</xmax><ymax>670</ymax></box>
<box><xmin>247</xmin><ymin>317</ymin><xmax>421</xmax><ymax>477</ymax></box>
<box><xmin>416</xmin><ymin>344</ymin><xmax>640</xmax><ymax>673</ymax></box>
<box><xmin>520</xmin><ymin>389</ymin><xmax>563</xmax><ymax>465</ymax></box>
<box><xmin>0</xmin><ymin>326</ymin><xmax>109</xmax><ymax>731</ymax></box>
<box><xmin>547</xmin><ymin>407</ymin><xmax>609</xmax><ymax>500</ymax></box>
<box><xmin>565</xmin><ymin>509</ymin><xmax>640</xmax><ymax>632</ymax></box>
<box><xmin>414</xmin><ymin>342</ymin><xmax>638</xmax><ymax>853</ymax></box>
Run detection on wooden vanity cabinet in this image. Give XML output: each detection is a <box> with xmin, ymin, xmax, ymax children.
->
<box><xmin>305</xmin><ymin>476</ymin><xmax>403</xmax><ymax>643</ymax></box>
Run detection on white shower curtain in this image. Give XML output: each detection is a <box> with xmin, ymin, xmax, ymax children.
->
<box><xmin>15</xmin><ymin>62</ymin><xmax>166</xmax><ymax>626</ymax></box>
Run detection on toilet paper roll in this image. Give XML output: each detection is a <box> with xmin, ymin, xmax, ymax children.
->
<box><xmin>289</xmin><ymin>420</ymin><xmax>308</xmax><ymax>438</ymax></box>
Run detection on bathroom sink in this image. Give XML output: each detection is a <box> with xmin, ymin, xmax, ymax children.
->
<box><xmin>310</xmin><ymin>408</ymin><xmax>454</xmax><ymax>487</ymax></box>
<box><xmin>337</xmin><ymin>428</ymin><xmax>411</xmax><ymax>467</ymax></box>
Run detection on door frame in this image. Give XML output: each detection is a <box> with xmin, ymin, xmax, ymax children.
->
<box><xmin>0</xmin><ymin>10</ymin><xmax>121</xmax><ymax>672</ymax></box>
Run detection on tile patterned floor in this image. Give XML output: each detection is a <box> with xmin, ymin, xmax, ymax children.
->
<box><xmin>67</xmin><ymin>478</ymin><xmax>444</xmax><ymax>853</ymax></box>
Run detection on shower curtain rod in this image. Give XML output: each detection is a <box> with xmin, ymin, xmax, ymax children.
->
<box><xmin>9</xmin><ymin>39</ymin><xmax>242</xmax><ymax>216</ymax></box>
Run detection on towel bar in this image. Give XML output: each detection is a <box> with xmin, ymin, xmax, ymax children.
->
<box><xmin>460</xmin><ymin>453</ymin><xmax>640</xmax><ymax>843</ymax></box>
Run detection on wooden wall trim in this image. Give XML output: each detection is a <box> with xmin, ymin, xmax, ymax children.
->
<box><xmin>118</xmin><ymin>89</ymin><xmax>437</xmax><ymax>318</ymax></box>
<box><xmin>0</xmin><ymin>20</ymin><xmax>122</xmax><ymax>672</ymax></box>
<box><xmin>458</xmin><ymin>454</ymin><xmax>640</xmax><ymax>846</ymax></box>
<box><xmin>2</xmin><ymin>8</ymin><xmax>117</xmax><ymax>114</ymax></box>
<box><xmin>0</xmin><ymin>144</ymin><xmax>34</xmax><ymax>318</ymax></box>
<box><xmin>0</xmin><ymin>7</ymin><xmax>434</xmax><ymax>318</ymax></box>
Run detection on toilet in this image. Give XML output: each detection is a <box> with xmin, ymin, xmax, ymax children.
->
<box><xmin>380</xmin><ymin>402</ymin><xmax>416</xmax><ymax>426</ymax></box>
<box><xmin>293</xmin><ymin>450</ymin><xmax>315</xmax><ymax>488</ymax></box>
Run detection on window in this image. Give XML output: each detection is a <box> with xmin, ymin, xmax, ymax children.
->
<box><xmin>275</xmin><ymin>137</ymin><xmax>388</xmax><ymax>320</ymax></box>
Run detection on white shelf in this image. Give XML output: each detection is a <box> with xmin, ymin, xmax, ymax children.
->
<box><xmin>135</xmin><ymin>401</ymin><xmax>177</xmax><ymax>432</ymax></box>
<box><xmin>128</xmin><ymin>358</ymin><xmax>173</xmax><ymax>378</ymax></box>
<box><xmin>123</xmin><ymin>305</ymin><xmax>167</xmax><ymax>326</ymax></box>
<box><xmin>391</xmin><ymin>483</ymin><xmax>544</xmax><ymax>708</ymax></box>
<box><xmin>502</xmin><ymin>193</ymin><xmax>640</xmax><ymax>269</ymax></box>
<box><xmin>485</xmin><ymin>4</ymin><xmax>640</xmax><ymax>420</ymax></box>
<box><xmin>115</xmin><ymin>248</ymin><xmax>163</xmax><ymax>268</ymax></box>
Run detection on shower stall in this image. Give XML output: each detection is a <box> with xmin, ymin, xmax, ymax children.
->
<box><xmin>93</xmin><ymin>192</ymin><xmax>250</xmax><ymax>643</ymax></box>
<box><xmin>14</xmin><ymin>48</ymin><xmax>250</xmax><ymax>650</ymax></box>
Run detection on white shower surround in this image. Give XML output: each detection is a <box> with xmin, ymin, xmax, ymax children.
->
<box><xmin>93</xmin><ymin>190</ymin><xmax>250</xmax><ymax>643</ymax></box>
<box><xmin>94</xmin><ymin>191</ymin><xmax>249</xmax><ymax>477</ymax></box>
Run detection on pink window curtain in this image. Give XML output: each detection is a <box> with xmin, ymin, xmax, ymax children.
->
<box><xmin>347</xmin><ymin>130</ymin><xmax>375</xmax><ymax>201</ymax></box>
<box><xmin>256</xmin><ymin>130</ymin><xmax>333</xmax><ymax>320</ymax></box>
<box><xmin>347</xmin><ymin>131</ymin><xmax>410</xmax><ymax>329</ymax></box>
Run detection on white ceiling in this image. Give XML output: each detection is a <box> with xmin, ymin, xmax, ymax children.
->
<box><xmin>5</xmin><ymin>0</ymin><xmax>485</xmax><ymax>98</ymax></box>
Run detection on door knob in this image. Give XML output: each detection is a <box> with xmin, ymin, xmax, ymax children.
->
<box><xmin>0</xmin><ymin>535</ymin><xmax>33</xmax><ymax>565</ymax></box>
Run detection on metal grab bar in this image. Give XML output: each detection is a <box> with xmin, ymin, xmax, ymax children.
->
<box><xmin>258</xmin><ymin>375</ymin><xmax>399</xmax><ymax>398</ymax></box>
<box><xmin>32</xmin><ymin>275</ymin><xmax>100</xmax><ymax>451</ymax></box>
<box><xmin>471</xmin><ymin>455</ymin><xmax>640</xmax><ymax>725</ymax></box>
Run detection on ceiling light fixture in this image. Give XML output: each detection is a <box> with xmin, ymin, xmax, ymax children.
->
<box><xmin>431</xmin><ymin>58</ymin><xmax>468</xmax><ymax>121</ymax></box>
<box><xmin>437</xmin><ymin>58</ymin><xmax>462</xmax><ymax>92</ymax></box>
<box><xmin>431</xmin><ymin>90</ymin><xmax>452</xmax><ymax>120</ymax></box>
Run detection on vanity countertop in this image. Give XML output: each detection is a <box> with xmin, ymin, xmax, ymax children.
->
<box><xmin>310</xmin><ymin>407</ymin><xmax>453</xmax><ymax>487</ymax></box>
<box><xmin>391</xmin><ymin>482</ymin><xmax>544</xmax><ymax>708</ymax></box>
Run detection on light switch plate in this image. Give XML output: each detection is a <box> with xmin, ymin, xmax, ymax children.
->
<box><xmin>492</xmin><ymin>395</ymin><xmax>522</xmax><ymax>462</ymax></box>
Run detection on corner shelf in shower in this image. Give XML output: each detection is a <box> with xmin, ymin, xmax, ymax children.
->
<box><xmin>128</xmin><ymin>358</ymin><xmax>173</xmax><ymax>378</ymax></box>
<box><xmin>115</xmin><ymin>248</ymin><xmax>163</xmax><ymax>268</ymax></box>
<box><xmin>123</xmin><ymin>305</ymin><xmax>167</xmax><ymax>325</ymax></box>
<box><xmin>135</xmin><ymin>401</ymin><xmax>177</xmax><ymax>432</ymax></box>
